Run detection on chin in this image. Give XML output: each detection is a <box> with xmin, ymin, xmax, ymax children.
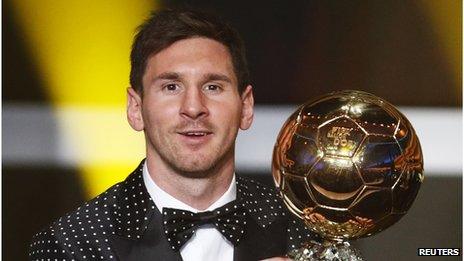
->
<box><xmin>176</xmin><ymin>153</ymin><xmax>231</xmax><ymax>178</ymax></box>
<box><xmin>175</xmin><ymin>165</ymin><xmax>217</xmax><ymax>178</ymax></box>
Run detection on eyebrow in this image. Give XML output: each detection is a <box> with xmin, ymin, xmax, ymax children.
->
<box><xmin>201</xmin><ymin>73</ymin><xmax>233</xmax><ymax>84</ymax></box>
<box><xmin>152</xmin><ymin>72</ymin><xmax>182</xmax><ymax>83</ymax></box>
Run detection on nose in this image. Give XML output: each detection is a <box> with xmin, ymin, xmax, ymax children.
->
<box><xmin>179</xmin><ymin>87</ymin><xmax>209</xmax><ymax>120</ymax></box>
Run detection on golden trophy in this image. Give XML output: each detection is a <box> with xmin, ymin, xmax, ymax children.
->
<box><xmin>272</xmin><ymin>90</ymin><xmax>423</xmax><ymax>260</ymax></box>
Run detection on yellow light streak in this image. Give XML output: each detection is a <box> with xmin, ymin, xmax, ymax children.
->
<box><xmin>55</xmin><ymin>106</ymin><xmax>146</xmax><ymax>196</ymax></box>
<box><xmin>10</xmin><ymin>0</ymin><xmax>156</xmax><ymax>198</ymax></box>
<box><xmin>418</xmin><ymin>0</ymin><xmax>461</xmax><ymax>92</ymax></box>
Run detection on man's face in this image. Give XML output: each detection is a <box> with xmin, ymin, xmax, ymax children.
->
<box><xmin>127</xmin><ymin>37</ymin><xmax>253</xmax><ymax>177</ymax></box>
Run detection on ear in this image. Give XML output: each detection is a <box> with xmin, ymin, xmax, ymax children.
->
<box><xmin>239</xmin><ymin>85</ymin><xmax>254</xmax><ymax>130</ymax></box>
<box><xmin>127</xmin><ymin>87</ymin><xmax>144</xmax><ymax>131</ymax></box>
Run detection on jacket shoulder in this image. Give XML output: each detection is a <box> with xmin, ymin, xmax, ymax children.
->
<box><xmin>29</xmin><ymin>180</ymin><xmax>126</xmax><ymax>260</ymax></box>
<box><xmin>29</xmin><ymin>226</ymin><xmax>74</xmax><ymax>260</ymax></box>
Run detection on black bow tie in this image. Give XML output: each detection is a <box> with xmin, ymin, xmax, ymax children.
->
<box><xmin>162</xmin><ymin>200</ymin><xmax>247</xmax><ymax>251</ymax></box>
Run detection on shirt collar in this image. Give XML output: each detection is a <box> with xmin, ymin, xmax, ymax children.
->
<box><xmin>143</xmin><ymin>162</ymin><xmax>237</xmax><ymax>213</ymax></box>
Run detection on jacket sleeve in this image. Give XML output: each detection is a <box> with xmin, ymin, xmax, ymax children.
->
<box><xmin>29</xmin><ymin>227</ymin><xmax>75</xmax><ymax>261</ymax></box>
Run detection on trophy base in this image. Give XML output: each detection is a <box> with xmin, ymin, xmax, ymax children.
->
<box><xmin>288</xmin><ymin>240</ymin><xmax>364</xmax><ymax>261</ymax></box>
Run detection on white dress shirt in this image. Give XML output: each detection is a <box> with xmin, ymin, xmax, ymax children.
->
<box><xmin>143</xmin><ymin>163</ymin><xmax>236</xmax><ymax>261</ymax></box>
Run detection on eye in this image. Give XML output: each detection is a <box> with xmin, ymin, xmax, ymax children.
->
<box><xmin>162</xmin><ymin>83</ymin><xmax>181</xmax><ymax>93</ymax></box>
<box><xmin>203</xmin><ymin>84</ymin><xmax>222</xmax><ymax>93</ymax></box>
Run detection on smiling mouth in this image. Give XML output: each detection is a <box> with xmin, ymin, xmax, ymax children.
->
<box><xmin>177</xmin><ymin>130</ymin><xmax>213</xmax><ymax>137</ymax></box>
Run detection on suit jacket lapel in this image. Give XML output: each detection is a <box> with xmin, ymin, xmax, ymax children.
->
<box><xmin>108</xmin><ymin>160</ymin><xmax>182</xmax><ymax>261</ymax></box>
<box><xmin>110</xmin><ymin>208</ymin><xmax>182</xmax><ymax>261</ymax></box>
<box><xmin>234</xmin><ymin>215</ymin><xmax>287</xmax><ymax>261</ymax></box>
<box><xmin>234</xmin><ymin>176</ymin><xmax>289</xmax><ymax>260</ymax></box>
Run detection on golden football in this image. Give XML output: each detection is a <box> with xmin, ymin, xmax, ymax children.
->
<box><xmin>272</xmin><ymin>90</ymin><xmax>423</xmax><ymax>241</ymax></box>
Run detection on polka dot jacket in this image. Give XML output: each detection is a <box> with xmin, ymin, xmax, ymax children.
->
<box><xmin>29</xmin><ymin>160</ymin><xmax>318</xmax><ymax>261</ymax></box>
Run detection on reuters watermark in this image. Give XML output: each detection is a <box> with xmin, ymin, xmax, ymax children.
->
<box><xmin>418</xmin><ymin>248</ymin><xmax>460</xmax><ymax>256</ymax></box>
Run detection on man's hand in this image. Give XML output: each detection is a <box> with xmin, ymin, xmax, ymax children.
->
<box><xmin>260</xmin><ymin>257</ymin><xmax>291</xmax><ymax>261</ymax></box>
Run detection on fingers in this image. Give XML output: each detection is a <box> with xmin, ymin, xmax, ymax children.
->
<box><xmin>260</xmin><ymin>257</ymin><xmax>291</xmax><ymax>261</ymax></box>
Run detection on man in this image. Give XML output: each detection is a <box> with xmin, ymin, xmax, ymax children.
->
<box><xmin>29</xmin><ymin>9</ymin><xmax>315</xmax><ymax>261</ymax></box>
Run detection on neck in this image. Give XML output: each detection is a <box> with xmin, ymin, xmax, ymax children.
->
<box><xmin>145</xmin><ymin>150</ymin><xmax>235</xmax><ymax>210</ymax></box>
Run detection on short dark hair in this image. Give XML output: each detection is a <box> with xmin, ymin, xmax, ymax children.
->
<box><xmin>130</xmin><ymin>8</ymin><xmax>250</xmax><ymax>94</ymax></box>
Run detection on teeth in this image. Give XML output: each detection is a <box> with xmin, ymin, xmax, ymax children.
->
<box><xmin>186</xmin><ymin>132</ymin><xmax>206</xmax><ymax>136</ymax></box>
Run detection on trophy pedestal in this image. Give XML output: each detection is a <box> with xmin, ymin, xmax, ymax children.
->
<box><xmin>288</xmin><ymin>240</ymin><xmax>364</xmax><ymax>261</ymax></box>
